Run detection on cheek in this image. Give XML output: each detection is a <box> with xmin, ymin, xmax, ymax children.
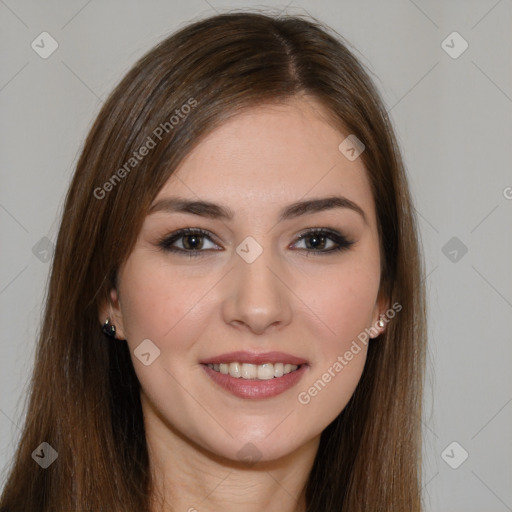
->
<box><xmin>320</xmin><ymin>272</ymin><xmax>379</xmax><ymax>345</ymax></box>
<box><xmin>292</xmin><ymin>269</ymin><xmax>377</xmax><ymax>424</ymax></box>
<box><xmin>291</xmin><ymin>251</ymin><xmax>379</xmax><ymax>412</ymax></box>
<box><xmin>297</xmin><ymin>253</ymin><xmax>381</xmax><ymax>352</ymax></box>
<box><xmin>118</xmin><ymin>255</ymin><xmax>220</xmax><ymax>359</ymax></box>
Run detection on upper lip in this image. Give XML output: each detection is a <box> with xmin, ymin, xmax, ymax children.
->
<box><xmin>199</xmin><ymin>351</ymin><xmax>308</xmax><ymax>366</ymax></box>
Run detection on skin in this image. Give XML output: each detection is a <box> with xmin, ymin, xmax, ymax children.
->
<box><xmin>100</xmin><ymin>96</ymin><xmax>388</xmax><ymax>512</ymax></box>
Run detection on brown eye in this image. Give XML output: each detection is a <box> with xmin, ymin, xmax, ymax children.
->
<box><xmin>158</xmin><ymin>227</ymin><xmax>354</xmax><ymax>258</ymax></box>
<box><xmin>181</xmin><ymin>233</ymin><xmax>204</xmax><ymax>250</ymax></box>
<box><xmin>292</xmin><ymin>229</ymin><xmax>354</xmax><ymax>255</ymax></box>
<box><xmin>158</xmin><ymin>228</ymin><xmax>220</xmax><ymax>257</ymax></box>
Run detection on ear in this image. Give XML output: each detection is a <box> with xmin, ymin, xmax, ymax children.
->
<box><xmin>98</xmin><ymin>288</ymin><xmax>127</xmax><ymax>340</ymax></box>
<box><xmin>369</xmin><ymin>289</ymin><xmax>390</xmax><ymax>339</ymax></box>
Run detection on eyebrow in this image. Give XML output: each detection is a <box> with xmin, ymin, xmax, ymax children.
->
<box><xmin>148</xmin><ymin>195</ymin><xmax>367</xmax><ymax>224</ymax></box>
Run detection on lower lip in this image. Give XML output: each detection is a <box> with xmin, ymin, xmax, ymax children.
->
<box><xmin>201</xmin><ymin>364</ymin><xmax>309</xmax><ymax>399</ymax></box>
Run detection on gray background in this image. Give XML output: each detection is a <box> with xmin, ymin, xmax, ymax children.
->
<box><xmin>1</xmin><ymin>0</ymin><xmax>511</xmax><ymax>510</ymax></box>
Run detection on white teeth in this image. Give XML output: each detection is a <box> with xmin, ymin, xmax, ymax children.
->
<box><xmin>257</xmin><ymin>363</ymin><xmax>274</xmax><ymax>380</ymax></box>
<box><xmin>228</xmin><ymin>362</ymin><xmax>241</xmax><ymax>378</ymax></box>
<box><xmin>207</xmin><ymin>362</ymin><xmax>300</xmax><ymax>380</ymax></box>
<box><xmin>273</xmin><ymin>362</ymin><xmax>284</xmax><ymax>377</ymax></box>
<box><xmin>241</xmin><ymin>363</ymin><xmax>257</xmax><ymax>379</ymax></box>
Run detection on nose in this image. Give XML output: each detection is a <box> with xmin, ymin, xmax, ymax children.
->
<box><xmin>222</xmin><ymin>246</ymin><xmax>293</xmax><ymax>335</ymax></box>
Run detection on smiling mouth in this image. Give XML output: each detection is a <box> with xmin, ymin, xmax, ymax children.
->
<box><xmin>205</xmin><ymin>362</ymin><xmax>302</xmax><ymax>380</ymax></box>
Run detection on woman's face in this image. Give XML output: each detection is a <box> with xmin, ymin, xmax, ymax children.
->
<box><xmin>102</xmin><ymin>97</ymin><xmax>387</xmax><ymax>463</ymax></box>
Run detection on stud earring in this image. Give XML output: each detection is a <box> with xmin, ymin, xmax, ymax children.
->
<box><xmin>102</xmin><ymin>317</ymin><xmax>116</xmax><ymax>338</ymax></box>
<box><xmin>377</xmin><ymin>317</ymin><xmax>385</xmax><ymax>328</ymax></box>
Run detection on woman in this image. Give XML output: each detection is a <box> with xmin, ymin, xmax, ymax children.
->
<box><xmin>0</xmin><ymin>11</ymin><xmax>426</xmax><ymax>512</ymax></box>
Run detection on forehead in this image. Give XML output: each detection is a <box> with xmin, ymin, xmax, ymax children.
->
<box><xmin>153</xmin><ymin>98</ymin><xmax>376</xmax><ymax>225</ymax></box>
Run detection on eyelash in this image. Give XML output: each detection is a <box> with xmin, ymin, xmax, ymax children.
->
<box><xmin>157</xmin><ymin>227</ymin><xmax>355</xmax><ymax>258</ymax></box>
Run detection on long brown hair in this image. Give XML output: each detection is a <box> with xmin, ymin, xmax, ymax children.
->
<box><xmin>0</xmin><ymin>11</ymin><xmax>426</xmax><ymax>511</ymax></box>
